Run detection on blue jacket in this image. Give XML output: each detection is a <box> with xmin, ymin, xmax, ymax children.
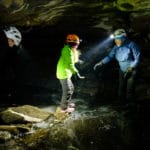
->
<box><xmin>102</xmin><ymin>39</ymin><xmax>140</xmax><ymax>72</ymax></box>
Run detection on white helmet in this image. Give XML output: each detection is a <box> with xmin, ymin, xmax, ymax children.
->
<box><xmin>113</xmin><ymin>28</ymin><xmax>127</xmax><ymax>39</ymax></box>
<box><xmin>4</xmin><ymin>26</ymin><xmax>22</xmax><ymax>46</ymax></box>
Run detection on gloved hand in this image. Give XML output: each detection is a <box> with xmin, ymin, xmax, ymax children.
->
<box><xmin>93</xmin><ymin>61</ymin><xmax>103</xmax><ymax>70</ymax></box>
<box><xmin>124</xmin><ymin>67</ymin><xmax>134</xmax><ymax>78</ymax></box>
<box><xmin>127</xmin><ymin>67</ymin><xmax>133</xmax><ymax>72</ymax></box>
<box><xmin>78</xmin><ymin>59</ymin><xmax>84</xmax><ymax>65</ymax></box>
<box><xmin>77</xmin><ymin>72</ymin><xmax>85</xmax><ymax>79</ymax></box>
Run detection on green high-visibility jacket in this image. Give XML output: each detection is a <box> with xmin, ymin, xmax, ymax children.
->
<box><xmin>56</xmin><ymin>45</ymin><xmax>78</xmax><ymax>79</ymax></box>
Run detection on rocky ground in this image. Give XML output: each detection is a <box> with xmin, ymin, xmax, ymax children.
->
<box><xmin>0</xmin><ymin>101</ymin><xmax>142</xmax><ymax>150</ymax></box>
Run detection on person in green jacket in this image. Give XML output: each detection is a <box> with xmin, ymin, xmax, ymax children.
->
<box><xmin>56</xmin><ymin>34</ymin><xmax>84</xmax><ymax>113</ymax></box>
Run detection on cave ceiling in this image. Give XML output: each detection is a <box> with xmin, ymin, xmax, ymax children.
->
<box><xmin>0</xmin><ymin>0</ymin><xmax>149</xmax><ymax>32</ymax></box>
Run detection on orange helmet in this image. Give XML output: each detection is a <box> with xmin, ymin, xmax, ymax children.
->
<box><xmin>66</xmin><ymin>34</ymin><xmax>80</xmax><ymax>44</ymax></box>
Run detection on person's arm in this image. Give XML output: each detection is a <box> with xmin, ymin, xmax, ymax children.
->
<box><xmin>129</xmin><ymin>42</ymin><xmax>140</xmax><ymax>68</ymax></box>
<box><xmin>102</xmin><ymin>46</ymin><xmax>116</xmax><ymax>64</ymax></box>
<box><xmin>93</xmin><ymin>46</ymin><xmax>116</xmax><ymax>70</ymax></box>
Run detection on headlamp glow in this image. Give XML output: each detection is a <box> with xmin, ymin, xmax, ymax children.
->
<box><xmin>109</xmin><ymin>34</ymin><xmax>114</xmax><ymax>39</ymax></box>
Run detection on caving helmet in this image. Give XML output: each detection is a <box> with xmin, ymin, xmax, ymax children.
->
<box><xmin>113</xmin><ymin>28</ymin><xmax>127</xmax><ymax>40</ymax></box>
<box><xmin>66</xmin><ymin>34</ymin><xmax>81</xmax><ymax>47</ymax></box>
<box><xmin>4</xmin><ymin>26</ymin><xmax>22</xmax><ymax>46</ymax></box>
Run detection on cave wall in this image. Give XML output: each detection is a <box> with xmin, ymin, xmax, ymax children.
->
<box><xmin>0</xmin><ymin>0</ymin><xmax>149</xmax><ymax>105</ymax></box>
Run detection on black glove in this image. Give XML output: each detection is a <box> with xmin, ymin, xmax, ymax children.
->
<box><xmin>93</xmin><ymin>61</ymin><xmax>103</xmax><ymax>70</ymax></box>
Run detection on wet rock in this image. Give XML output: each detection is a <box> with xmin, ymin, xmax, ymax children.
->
<box><xmin>0</xmin><ymin>125</ymin><xmax>30</xmax><ymax>134</ymax></box>
<box><xmin>21</xmin><ymin>129</ymin><xmax>49</xmax><ymax>150</ymax></box>
<box><xmin>0</xmin><ymin>105</ymin><xmax>51</xmax><ymax>124</ymax></box>
<box><xmin>0</xmin><ymin>131</ymin><xmax>11</xmax><ymax>143</ymax></box>
<box><xmin>0</xmin><ymin>104</ymin><xmax>141</xmax><ymax>149</ymax></box>
<box><xmin>12</xmin><ymin>106</ymin><xmax>137</xmax><ymax>150</ymax></box>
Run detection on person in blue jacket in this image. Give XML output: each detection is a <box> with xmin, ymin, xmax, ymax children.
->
<box><xmin>93</xmin><ymin>28</ymin><xmax>140</xmax><ymax>103</ymax></box>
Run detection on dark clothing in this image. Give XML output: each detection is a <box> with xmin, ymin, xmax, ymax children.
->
<box><xmin>118</xmin><ymin>69</ymin><xmax>136</xmax><ymax>103</ymax></box>
<box><xmin>0</xmin><ymin>31</ymin><xmax>19</xmax><ymax>104</ymax></box>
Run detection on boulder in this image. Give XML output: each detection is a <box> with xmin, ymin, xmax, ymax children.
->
<box><xmin>0</xmin><ymin>105</ymin><xmax>51</xmax><ymax>124</ymax></box>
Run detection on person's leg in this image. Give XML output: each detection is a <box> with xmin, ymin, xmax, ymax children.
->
<box><xmin>60</xmin><ymin>79</ymin><xmax>68</xmax><ymax>110</ymax></box>
<box><xmin>67</xmin><ymin>78</ymin><xmax>75</xmax><ymax>107</ymax></box>
<box><xmin>118</xmin><ymin>70</ymin><xmax>127</xmax><ymax>103</ymax></box>
<box><xmin>60</xmin><ymin>78</ymin><xmax>74</xmax><ymax>110</ymax></box>
<box><xmin>126</xmin><ymin>70</ymin><xmax>136</xmax><ymax>102</ymax></box>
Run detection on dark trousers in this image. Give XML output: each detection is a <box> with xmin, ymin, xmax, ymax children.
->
<box><xmin>118</xmin><ymin>69</ymin><xmax>136</xmax><ymax>103</ymax></box>
<box><xmin>60</xmin><ymin>78</ymin><xmax>74</xmax><ymax>110</ymax></box>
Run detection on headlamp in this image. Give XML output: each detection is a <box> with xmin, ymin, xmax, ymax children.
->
<box><xmin>109</xmin><ymin>34</ymin><xmax>114</xmax><ymax>39</ymax></box>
